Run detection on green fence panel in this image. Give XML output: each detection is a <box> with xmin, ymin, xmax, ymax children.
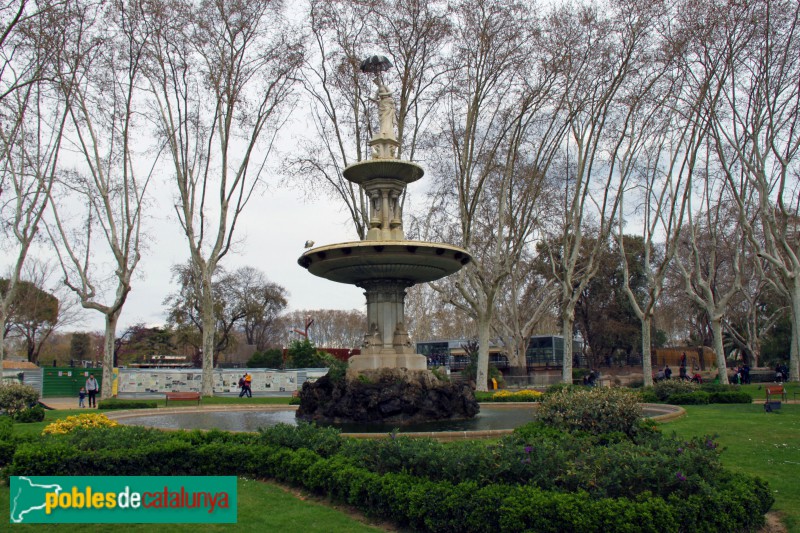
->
<box><xmin>42</xmin><ymin>368</ymin><xmax>102</xmax><ymax>398</ymax></box>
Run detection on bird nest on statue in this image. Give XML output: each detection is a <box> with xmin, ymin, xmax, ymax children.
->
<box><xmin>295</xmin><ymin>368</ymin><xmax>479</xmax><ymax>425</ymax></box>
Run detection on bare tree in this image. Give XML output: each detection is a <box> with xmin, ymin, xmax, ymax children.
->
<box><xmin>0</xmin><ymin>0</ymin><xmax>63</xmax><ymax>102</ymax></box>
<box><xmin>2</xmin><ymin>260</ymin><xmax>82</xmax><ymax>364</ymax></box>
<box><xmin>275</xmin><ymin>309</ymin><xmax>365</xmax><ymax>349</ymax></box>
<box><xmin>616</xmin><ymin>33</ymin><xmax>709</xmax><ymax>385</ymax></box>
<box><xmin>47</xmin><ymin>0</ymin><xmax>154</xmax><ymax>398</ymax></box>
<box><xmin>723</xmin><ymin>266</ymin><xmax>786</xmax><ymax>367</ymax></box>
<box><xmin>674</xmin><ymin>185</ymin><xmax>747</xmax><ymax>384</ymax></box>
<box><xmin>705</xmin><ymin>0</ymin><xmax>800</xmax><ymax>381</ymax></box>
<box><xmin>164</xmin><ymin>264</ymin><xmax>286</xmax><ymax>362</ymax></box>
<box><xmin>540</xmin><ymin>1</ymin><xmax>652</xmax><ymax>383</ymax></box>
<box><xmin>146</xmin><ymin>0</ymin><xmax>303</xmax><ymax>394</ymax></box>
<box><xmin>0</xmin><ymin>0</ymin><xmax>71</xmax><ymax>365</ymax></box>
<box><xmin>425</xmin><ymin>0</ymin><xmax>569</xmax><ymax>391</ymax></box>
<box><xmin>491</xmin><ymin>251</ymin><xmax>558</xmax><ymax>374</ymax></box>
<box><xmin>289</xmin><ymin>0</ymin><xmax>450</xmax><ymax>237</ymax></box>
<box><xmin>234</xmin><ymin>267</ymin><xmax>288</xmax><ymax>351</ymax></box>
<box><xmin>404</xmin><ymin>282</ymin><xmax>474</xmax><ymax>341</ymax></box>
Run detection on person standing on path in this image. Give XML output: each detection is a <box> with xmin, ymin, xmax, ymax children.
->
<box><xmin>85</xmin><ymin>374</ymin><xmax>99</xmax><ymax>408</ymax></box>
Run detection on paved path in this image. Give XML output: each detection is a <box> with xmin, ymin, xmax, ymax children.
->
<box><xmin>39</xmin><ymin>397</ymin><xmax>92</xmax><ymax>410</ymax></box>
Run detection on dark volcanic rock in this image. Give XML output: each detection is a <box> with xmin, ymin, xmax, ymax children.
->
<box><xmin>296</xmin><ymin>368</ymin><xmax>479</xmax><ymax>425</ymax></box>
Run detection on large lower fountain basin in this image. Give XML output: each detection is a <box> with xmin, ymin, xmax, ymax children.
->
<box><xmin>298</xmin><ymin>241</ymin><xmax>471</xmax><ymax>285</ymax></box>
<box><xmin>108</xmin><ymin>403</ymin><xmax>683</xmax><ymax>440</ymax></box>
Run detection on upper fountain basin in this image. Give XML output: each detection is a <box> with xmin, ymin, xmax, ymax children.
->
<box><xmin>298</xmin><ymin>241</ymin><xmax>471</xmax><ymax>285</ymax></box>
<box><xmin>343</xmin><ymin>160</ymin><xmax>424</xmax><ymax>185</ymax></box>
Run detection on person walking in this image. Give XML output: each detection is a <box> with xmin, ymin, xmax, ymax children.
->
<box><xmin>78</xmin><ymin>387</ymin><xmax>87</xmax><ymax>408</ymax></box>
<box><xmin>85</xmin><ymin>374</ymin><xmax>99</xmax><ymax>408</ymax></box>
<box><xmin>238</xmin><ymin>375</ymin><xmax>247</xmax><ymax>398</ymax></box>
<box><xmin>244</xmin><ymin>372</ymin><xmax>253</xmax><ymax>398</ymax></box>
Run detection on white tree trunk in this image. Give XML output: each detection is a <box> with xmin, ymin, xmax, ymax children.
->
<box><xmin>791</xmin><ymin>281</ymin><xmax>800</xmax><ymax>382</ymax></box>
<box><xmin>101</xmin><ymin>312</ymin><xmax>119</xmax><ymax>400</ymax></box>
<box><xmin>476</xmin><ymin>315</ymin><xmax>490</xmax><ymax>392</ymax></box>
<box><xmin>641</xmin><ymin>316</ymin><xmax>653</xmax><ymax>387</ymax></box>
<box><xmin>561</xmin><ymin>311</ymin><xmax>574</xmax><ymax>384</ymax></box>
<box><xmin>0</xmin><ymin>306</ymin><xmax>6</xmax><ymax>364</ymax></box>
<box><xmin>711</xmin><ymin>318</ymin><xmax>729</xmax><ymax>385</ymax></box>
<box><xmin>201</xmin><ymin>272</ymin><xmax>216</xmax><ymax>396</ymax></box>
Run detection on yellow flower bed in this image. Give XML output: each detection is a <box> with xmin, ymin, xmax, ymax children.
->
<box><xmin>42</xmin><ymin>413</ymin><xmax>119</xmax><ymax>435</ymax></box>
<box><xmin>492</xmin><ymin>389</ymin><xmax>543</xmax><ymax>401</ymax></box>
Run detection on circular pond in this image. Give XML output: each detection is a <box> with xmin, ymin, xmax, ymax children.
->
<box><xmin>109</xmin><ymin>403</ymin><xmax>682</xmax><ymax>438</ymax></box>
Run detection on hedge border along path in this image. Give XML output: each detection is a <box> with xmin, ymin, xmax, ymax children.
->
<box><xmin>5</xmin><ymin>432</ymin><xmax>772</xmax><ymax>533</ymax></box>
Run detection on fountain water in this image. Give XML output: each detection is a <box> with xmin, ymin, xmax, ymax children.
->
<box><xmin>296</xmin><ymin>56</ymin><xmax>478</xmax><ymax>425</ymax></box>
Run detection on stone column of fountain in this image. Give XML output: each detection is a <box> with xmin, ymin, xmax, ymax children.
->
<box><xmin>296</xmin><ymin>55</ymin><xmax>478</xmax><ymax>424</ymax></box>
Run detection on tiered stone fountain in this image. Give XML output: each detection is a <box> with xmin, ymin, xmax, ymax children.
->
<box><xmin>296</xmin><ymin>56</ymin><xmax>478</xmax><ymax>425</ymax></box>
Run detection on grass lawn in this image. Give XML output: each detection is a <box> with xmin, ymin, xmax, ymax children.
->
<box><xmin>661</xmin><ymin>403</ymin><xmax>800</xmax><ymax>533</ymax></box>
<box><xmin>12</xmin><ymin>410</ymin><xmax>92</xmax><ymax>437</ymax></box>
<box><xmin>1</xmin><ymin>477</ymin><xmax>385</xmax><ymax>532</ymax></box>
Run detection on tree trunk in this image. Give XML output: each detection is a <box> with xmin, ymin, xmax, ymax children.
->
<box><xmin>476</xmin><ymin>315</ymin><xmax>490</xmax><ymax>392</ymax></box>
<box><xmin>791</xmin><ymin>280</ymin><xmax>800</xmax><ymax>382</ymax></box>
<box><xmin>711</xmin><ymin>317</ymin><xmax>729</xmax><ymax>385</ymax></box>
<box><xmin>641</xmin><ymin>316</ymin><xmax>653</xmax><ymax>387</ymax></box>
<box><xmin>561</xmin><ymin>310</ymin><xmax>574</xmax><ymax>384</ymax></box>
<box><xmin>101</xmin><ymin>312</ymin><xmax>120</xmax><ymax>400</ymax></box>
<box><xmin>0</xmin><ymin>306</ymin><xmax>6</xmax><ymax>367</ymax></box>
<box><xmin>201</xmin><ymin>272</ymin><xmax>216</xmax><ymax>396</ymax></box>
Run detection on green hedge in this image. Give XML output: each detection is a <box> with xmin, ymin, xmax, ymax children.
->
<box><xmin>707</xmin><ymin>391</ymin><xmax>752</xmax><ymax>404</ymax></box>
<box><xmin>3</xmin><ymin>428</ymin><xmax>772</xmax><ymax>533</ymax></box>
<box><xmin>643</xmin><ymin>384</ymin><xmax>752</xmax><ymax>405</ymax></box>
<box><xmin>12</xmin><ymin>405</ymin><xmax>45</xmax><ymax>422</ymax></box>
<box><xmin>97</xmin><ymin>399</ymin><xmax>159</xmax><ymax>410</ymax></box>
<box><xmin>668</xmin><ymin>391</ymin><xmax>710</xmax><ymax>405</ymax></box>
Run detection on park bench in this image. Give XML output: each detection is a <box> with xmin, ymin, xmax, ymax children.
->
<box><xmin>764</xmin><ymin>385</ymin><xmax>786</xmax><ymax>413</ymax></box>
<box><xmin>165</xmin><ymin>392</ymin><xmax>201</xmax><ymax>406</ymax></box>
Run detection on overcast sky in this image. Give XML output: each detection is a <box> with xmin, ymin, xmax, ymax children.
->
<box><xmin>1</xmin><ymin>1</ymin><xmax>438</xmax><ymax>335</ymax></box>
<box><xmin>6</xmin><ymin>136</ymin><xmax>379</xmax><ymax>333</ymax></box>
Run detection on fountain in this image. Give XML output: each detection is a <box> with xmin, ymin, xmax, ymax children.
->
<box><xmin>296</xmin><ymin>55</ymin><xmax>478</xmax><ymax>425</ymax></box>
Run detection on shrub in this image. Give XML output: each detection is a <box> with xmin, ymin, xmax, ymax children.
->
<box><xmin>544</xmin><ymin>382</ymin><xmax>577</xmax><ymax>395</ymax></box>
<box><xmin>258</xmin><ymin>422</ymin><xmax>343</xmax><ymax>457</ymax></box>
<box><xmin>667</xmin><ymin>391</ymin><xmax>709</xmax><ymax>405</ymax></box>
<box><xmin>430</xmin><ymin>367</ymin><xmax>449</xmax><ymax>382</ymax></box>
<box><xmin>700</xmin><ymin>383</ymin><xmax>738</xmax><ymax>393</ymax></box>
<box><xmin>653</xmin><ymin>380</ymin><xmax>698</xmax><ymax>401</ymax></box>
<box><xmin>708</xmin><ymin>391</ymin><xmax>752</xmax><ymax>404</ymax></box>
<box><xmin>473</xmin><ymin>391</ymin><xmax>494</xmax><ymax>402</ymax></box>
<box><xmin>13</xmin><ymin>405</ymin><xmax>45</xmax><ymax>422</ymax></box>
<box><xmin>488</xmin><ymin>390</ymin><xmax>543</xmax><ymax>402</ymax></box>
<box><xmin>247</xmin><ymin>348</ymin><xmax>284</xmax><ymax>368</ymax></box>
<box><xmin>97</xmin><ymin>399</ymin><xmax>158</xmax><ymax>410</ymax></box>
<box><xmin>537</xmin><ymin>387</ymin><xmax>642</xmax><ymax>436</ymax></box>
<box><xmin>0</xmin><ymin>383</ymin><xmax>39</xmax><ymax>417</ymax></box>
<box><xmin>42</xmin><ymin>413</ymin><xmax>119</xmax><ymax>435</ymax></box>
<box><xmin>638</xmin><ymin>388</ymin><xmax>660</xmax><ymax>403</ymax></box>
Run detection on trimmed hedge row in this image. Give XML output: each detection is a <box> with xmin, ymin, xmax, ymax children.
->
<box><xmin>97</xmin><ymin>399</ymin><xmax>159</xmax><ymax>410</ymax></box>
<box><xmin>3</xmin><ymin>428</ymin><xmax>771</xmax><ymax>533</ymax></box>
<box><xmin>641</xmin><ymin>384</ymin><xmax>753</xmax><ymax>405</ymax></box>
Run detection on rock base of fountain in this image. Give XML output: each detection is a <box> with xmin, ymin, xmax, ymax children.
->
<box><xmin>296</xmin><ymin>368</ymin><xmax>479</xmax><ymax>425</ymax></box>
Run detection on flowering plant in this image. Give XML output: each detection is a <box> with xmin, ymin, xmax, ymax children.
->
<box><xmin>42</xmin><ymin>413</ymin><xmax>119</xmax><ymax>435</ymax></box>
<box><xmin>492</xmin><ymin>389</ymin><xmax>543</xmax><ymax>402</ymax></box>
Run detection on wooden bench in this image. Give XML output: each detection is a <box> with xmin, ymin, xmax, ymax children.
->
<box><xmin>765</xmin><ymin>385</ymin><xmax>787</xmax><ymax>402</ymax></box>
<box><xmin>764</xmin><ymin>385</ymin><xmax>786</xmax><ymax>412</ymax></box>
<box><xmin>165</xmin><ymin>392</ymin><xmax>201</xmax><ymax>406</ymax></box>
